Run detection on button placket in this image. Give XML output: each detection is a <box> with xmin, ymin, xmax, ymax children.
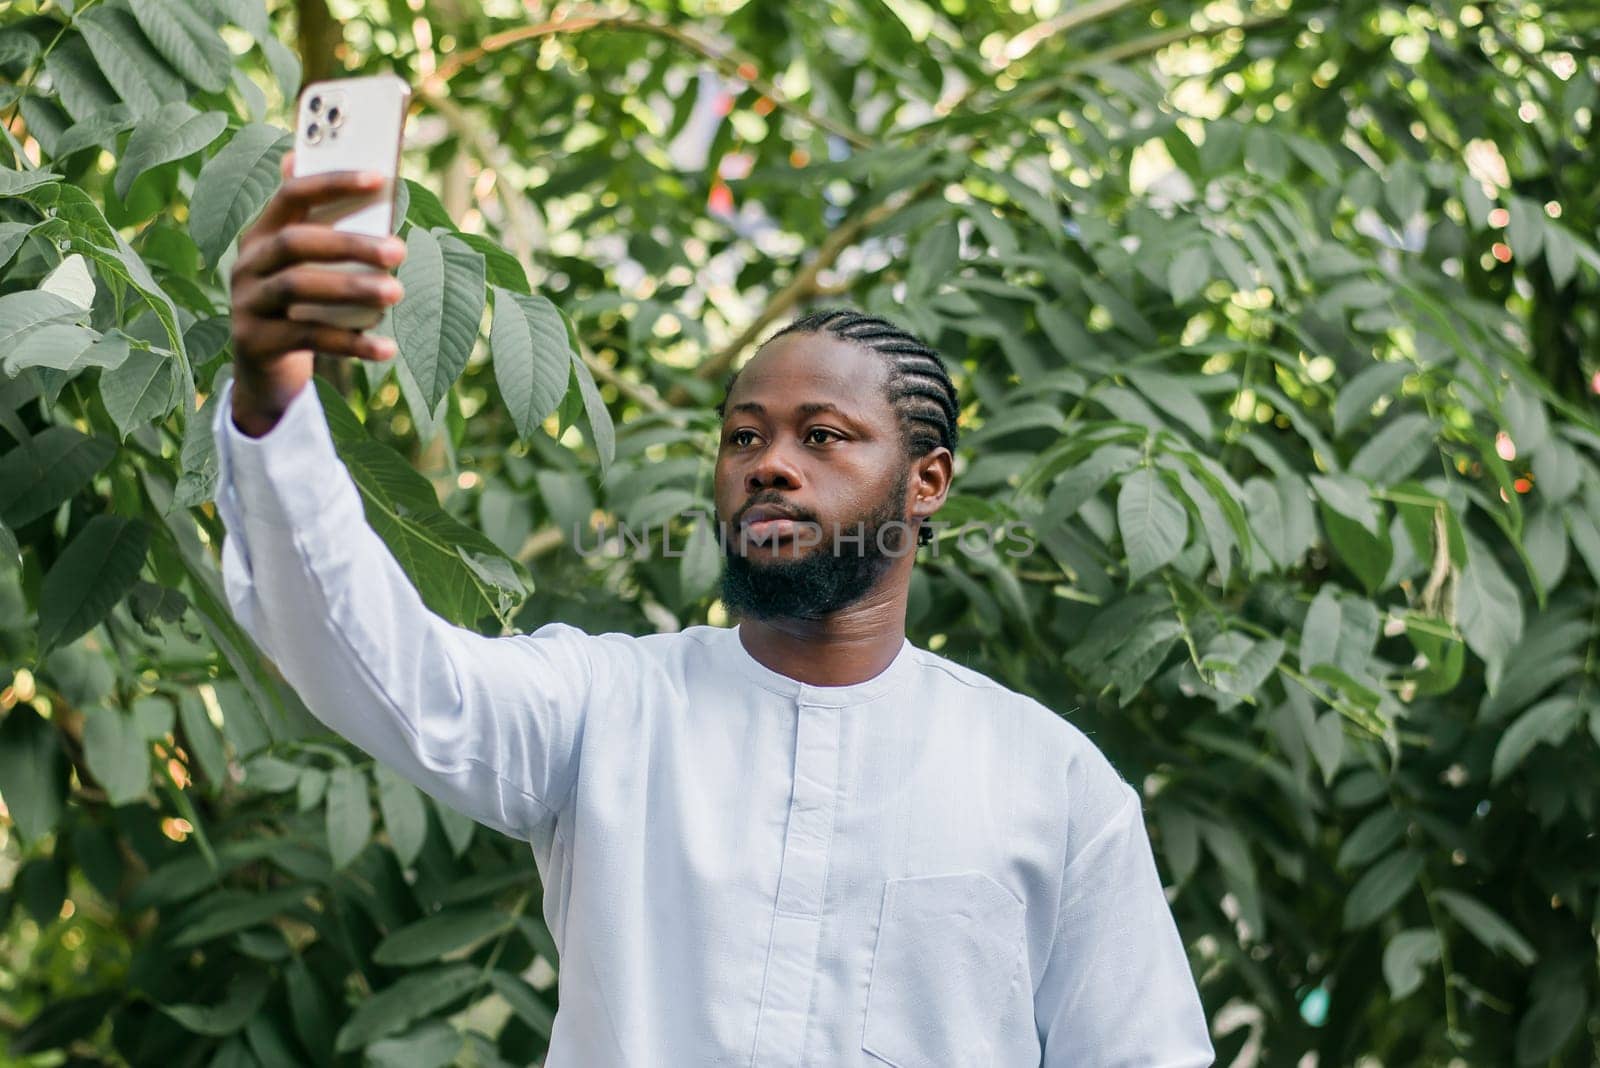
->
<box><xmin>750</xmin><ymin>698</ymin><xmax>842</xmax><ymax>1068</ymax></box>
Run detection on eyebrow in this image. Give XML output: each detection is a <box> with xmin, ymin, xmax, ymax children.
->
<box><xmin>727</xmin><ymin>401</ymin><xmax>860</xmax><ymax>421</ymax></box>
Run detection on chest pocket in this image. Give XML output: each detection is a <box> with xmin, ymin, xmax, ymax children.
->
<box><xmin>861</xmin><ymin>871</ymin><xmax>1027</xmax><ymax>1068</ymax></box>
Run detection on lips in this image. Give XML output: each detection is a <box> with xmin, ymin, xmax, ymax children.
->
<box><xmin>738</xmin><ymin>504</ymin><xmax>812</xmax><ymax>546</ymax></box>
<box><xmin>740</xmin><ymin>504</ymin><xmax>805</xmax><ymax>527</ymax></box>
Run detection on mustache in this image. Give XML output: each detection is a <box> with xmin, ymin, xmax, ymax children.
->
<box><xmin>735</xmin><ymin>493</ymin><xmax>819</xmax><ymax>525</ymax></box>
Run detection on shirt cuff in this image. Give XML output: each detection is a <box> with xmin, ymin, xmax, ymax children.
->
<box><xmin>212</xmin><ymin>376</ymin><xmax>364</xmax><ymax>531</ymax></box>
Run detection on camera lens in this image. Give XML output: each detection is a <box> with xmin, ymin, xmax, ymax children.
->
<box><xmin>306</xmin><ymin>122</ymin><xmax>322</xmax><ymax>143</ymax></box>
<box><xmin>308</xmin><ymin>94</ymin><xmax>323</xmax><ymax>113</ymax></box>
<box><xmin>327</xmin><ymin>106</ymin><xmax>343</xmax><ymax>127</ymax></box>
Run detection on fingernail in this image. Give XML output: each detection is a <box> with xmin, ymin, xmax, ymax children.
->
<box><xmin>361</xmin><ymin>171</ymin><xmax>386</xmax><ymax>186</ymax></box>
<box><xmin>384</xmin><ymin>238</ymin><xmax>407</xmax><ymax>261</ymax></box>
<box><xmin>373</xmin><ymin>338</ymin><xmax>397</xmax><ymax>358</ymax></box>
<box><xmin>382</xmin><ymin>281</ymin><xmax>404</xmax><ymax>301</ymax></box>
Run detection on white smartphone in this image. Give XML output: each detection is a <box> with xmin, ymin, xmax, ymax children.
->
<box><xmin>289</xmin><ymin>73</ymin><xmax>410</xmax><ymax>329</ymax></box>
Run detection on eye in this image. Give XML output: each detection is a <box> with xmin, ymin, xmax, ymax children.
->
<box><xmin>805</xmin><ymin>427</ymin><xmax>841</xmax><ymax>445</ymax></box>
<box><xmin>727</xmin><ymin>428</ymin><xmax>758</xmax><ymax>447</ymax></box>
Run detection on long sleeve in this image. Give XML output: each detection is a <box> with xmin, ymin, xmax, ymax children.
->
<box><xmin>1035</xmin><ymin>761</ymin><xmax>1214</xmax><ymax>1067</ymax></box>
<box><xmin>211</xmin><ymin>376</ymin><xmax>591</xmax><ymax>841</ymax></box>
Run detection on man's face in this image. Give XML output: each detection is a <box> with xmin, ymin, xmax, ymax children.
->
<box><xmin>713</xmin><ymin>333</ymin><xmax>914</xmax><ymax>620</ymax></box>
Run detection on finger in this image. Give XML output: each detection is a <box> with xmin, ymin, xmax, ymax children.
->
<box><xmin>280</xmin><ymin>150</ymin><xmax>295</xmax><ymax>179</ymax></box>
<box><xmin>238</xmin><ymin>225</ymin><xmax>406</xmax><ymax>278</ymax></box>
<box><xmin>244</xmin><ymin>265</ymin><xmax>404</xmax><ymax>315</ymax></box>
<box><xmin>248</xmin><ymin>319</ymin><xmax>398</xmax><ymax>361</ymax></box>
<box><xmin>256</xmin><ymin>169</ymin><xmax>387</xmax><ymax>229</ymax></box>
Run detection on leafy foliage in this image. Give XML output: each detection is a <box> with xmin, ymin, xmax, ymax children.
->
<box><xmin>1</xmin><ymin>0</ymin><xmax>1597</xmax><ymax>1065</ymax></box>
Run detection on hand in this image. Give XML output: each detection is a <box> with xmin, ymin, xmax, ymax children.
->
<box><xmin>228</xmin><ymin>151</ymin><xmax>407</xmax><ymax>436</ymax></box>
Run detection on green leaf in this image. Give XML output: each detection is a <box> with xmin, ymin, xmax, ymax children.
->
<box><xmin>490</xmin><ymin>287</ymin><xmax>574</xmax><ymax>440</ymax></box>
<box><xmin>1116</xmin><ymin>468</ymin><xmax>1188</xmax><ymax>582</ymax></box>
<box><xmin>171</xmin><ymin>885</ymin><xmax>311</xmax><ymax>947</ymax></box>
<box><xmin>177</xmin><ymin>691</ymin><xmax>228</xmax><ymax>788</ymax></box>
<box><xmin>365</xmin><ymin>1022</ymin><xmax>463</xmax><ymax>1068</ymax></box>
<box><xmin>1166</xmin><ymin>243</ymin><xmax>1210</xmax><ymax>304</ymax></box>
<box><xmin>77</xmin><ymin>7</ymin><xmax>187</xmax><ymax>116</ymax></box>
<box><xmin>1501</xmin><ymin>385</ymin><xmax>1549</xmax><ymax>455</ymax></box>
<box><xmin>1542</xmin><ymin>223</ymin><xmax>1578</xmax><ymax>287</ymax></box>
<box><xmin>83</xmin><ymin>708</ymin><xmax>150</xmax><ymax>806</ymax></box>
<box><xmin>1457</xmin><ymin>535</ymin><xmax>1524</xmax><ymax>685</ymax></box>
<box><xmin>0</xmin><ymin>221</ymin><xmax>39</xmax><ymax>267</ymax></box>
<box><xmin>906</xmin><ymin>221</ymin><xmax>958</xmax><ymax>295</ymax></box>
<box><xmin>679</xmin><ymin>514</ymin><xmax>721</xmax><ymax>600</ymax></box>
<box><xmin>571</xmin><ymin>348</ymin><xmax>616</xmax><ymax>475</ymax></box>
<box><xmin>190</xmin><ymin>123</ymin><xmax>291</xmax><ymax>267</ymax></box>
<box><xmin>9</xmin><ymin>992</ymin><xmax>118</xmax><ymax>1056</ymax></box>
<box><xmin>1211</xmin><ymin>637</ymin><xmax>1285</xmax><ymax>698</ymax></box>
<box><xmin>374</xmin><ymin>764</ymin><xmax>428</xmax><ymax>867</ymax></box>
<box><xmin>402</xmin><ymin>179</ymin><xmax>455</xmax><ymax>231</ymax></box>
<box><xmin>435</xmin><ymin>799</ymin><xmax>477</xmax><ymax>857</ymax></box>
<box><xmin>1515</xmin><ymin>983</ymin><xmax>1585</xmax><ymax>1066</ymax></box>
<box><xmin>456</xmin><ymin>231</ymin><xmax>528</xmax><ymax>292</ymax></box>
<box><xmin>334</xmin><ymin>965</ymin><xmax>480</xmax><ymax>1052</ymax></box>
<box><xmin>0</xmin><ymin>168</ymin><xmax>63</xmax><ymax>197</ymax></box>
<box><xmin>130</xmin><ymin>0</ymin><xmax>232</xmax><ymax>93</ymax></box>
<box><xmin>489</xmin><ymin>971</ymin><xmax>556</xmax><ymax>1038</ymax></box>
<box><xmin>1529</xmin><ymin>439</ymin><xmax>1580</xmax><ymax>503</ymax></box>
<box><xmin>1349</xmin><ymin>413</ymin><xmax>1434</xmax><ymax>483</ymax></box>
<box><xmin>285</xmin><ymin>957</ymin><xmax>335</xmax><ymax>1060</ymax></box>
<box><xmin>115</xmin><ymin>102</ymin><xmax>228</xmax><ymax>200</ymax></box>
<box><xmin>0</xmin><ymin>426</ymin><xmax>116</xmax><ymax>528</ymax></box>
<box><xmin>325</xmin><ymin>765</ymin><xmax>372</xmax><ymax>869</ymax></box>
<box><xmin>1342</xmin><ymin>849</ymin><xmax>1424</xmax><ymax>929</ymax></box>
<box><xmin>0</xmin><ymin>706</ymin><xmax>70</xmax><ymax>845</ymax></box>
<box><xmin>1126</xmin><ymin>369</ymin><xmax>1214</xmax><ymax>438</ymax></box>
<box><xmin>0</xmin><ymin>290</ymin><xmax>85</xmax><ymax>349</ymax></box>
<box><xmin>372</xmin><ymin>908</ymin><xmax>513</xmax><ymax>966</ymax></box>
<box><xmin>1382</xmin><ymin>929</ymin><xmax>1441</xmax><ymax>1000</ymax></box>
<box><xmin>1566</xmin><ymin>498</ymin><xmax>1600</xmax><ymax>583</ymax></box>
<box><xmin>316</xmin><ymin>380</ymin><xmax>521</xmax><ymax>625</ymax></box>
<box><xmin>160</xmin><ymin>972</ymin><xmax>270</xmax><ymax>1036</ymax></box>
<box><xmin>1337</xmin><ymin>809</ymin><xmax>1405</xmax><ymax>870</ymax></box>
<box><xmin>1322</xmin><ymin>501</ymin><xmax>1394</xmax><ymax>594</ymax></box>
<box><xmin>3</xmin><ymin>323</ymin><xmax>100</xmax><ymax>378</ymax></box>
<box><xmin>37</xmin><ymin>516</ymin><xmax>149</xmax><ymax>653</ymax></box>
<box><xmin>1433</xmin><ymin>890</ymin><xmax>1536</xmax><ymax>965</ymax></box>
<box><xmin>1490</xmin><ymin>696</ymin><xmax>1579</xmax><ymax>783</ymax></box>
<box><xmin>1311</xmin><ymin>474</ymin><xmax>1379</xmax><ymax>535</ymax></box>
<box><xmin>55</xmin><ymin>103</ymin><xmax>139</xmax><ymax>156</ymax></box>
<box><xmin>395</xmin><ymin>228</ymin><xmax>486</xmax><ymax>412</ymax></box>
<box><xmin>99</xmin><ymin>343</ymin><xmax>180</xmax><ymax>439</ymax></box>
<box><xmin>1506</xmin><ymin>195</ymin><xmax>1544</xmax><ymax>262</ymax></box>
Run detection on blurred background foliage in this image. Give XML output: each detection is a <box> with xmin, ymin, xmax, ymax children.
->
<box><xmin>1</xmin><ymin>0</ymin><xmax>1597</xmax><ymax>1064</ymax></box>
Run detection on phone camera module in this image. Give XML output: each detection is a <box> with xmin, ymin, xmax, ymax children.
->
<box><xmin>308</xmin><ymin>94</ymin><xmax>323</xmax><ymax>113</ymax></box>
<box><xmin>306</xmin><ymin>121</ymin><xmax>323</xmax><ymax>144</ymax></box>
<box><xmin>326</xmin><ymin>105</ymin><xmax>343</xmax><ymax>128</ymax></box>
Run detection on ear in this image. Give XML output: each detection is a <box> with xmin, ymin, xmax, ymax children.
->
<box><xmin>907</xmin><ymin>447</ymin><xmax>953</xmax><ymax>526</ymax></box>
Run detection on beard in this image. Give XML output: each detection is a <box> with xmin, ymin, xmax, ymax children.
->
<box><xmin>719</xmin><ymin>465</ymin><xmax>911</xmax><ymax>621</ymax></box>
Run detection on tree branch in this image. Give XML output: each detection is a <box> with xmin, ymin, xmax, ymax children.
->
<box><xmin>995</xmin><ymin>0</ymin><xmax>1151</xmax><ymax>68</ymax></box>
<box><xmin>666</xmin><ymin>181</ymin><xmax>938</xmax><ymax>405</ymax></box>
<box><xmin>427</xmin><ymin>9</ymin><xmax>872</xmax><ymax>150</ymax></box>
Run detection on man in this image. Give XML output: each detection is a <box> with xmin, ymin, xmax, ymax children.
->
<box><xmin>215</xmin><ymin>160</ymin><xmax>1214</xmax><ymax>1067</ymax></box>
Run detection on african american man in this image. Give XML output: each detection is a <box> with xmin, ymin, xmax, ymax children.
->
<box><xmin>215</xmin><ymin>162</ymin><xmax>1213</xmax><ymax>1067</ymax></box>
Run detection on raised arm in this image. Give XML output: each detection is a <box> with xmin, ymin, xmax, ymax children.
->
<box><xmin>212</xmin><ymin>157</ymin><xmax>590</xmax><ymax>840</ymax></box>
<box><xmin>1035</xmin><ymin>753</ymin><xmax>1214</xmax><ymax>1067</ymax></box>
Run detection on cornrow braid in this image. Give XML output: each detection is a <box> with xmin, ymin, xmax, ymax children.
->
<box><xmin>717</xmin><ymin>307</ymin><xmax>960</xmax><ymax>547</ymax></box>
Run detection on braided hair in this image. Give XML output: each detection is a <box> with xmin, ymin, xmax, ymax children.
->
<box><xmin>717</xmin><ymin>307</ymin><xmax>960</xmax><ymax>546</ymax></box>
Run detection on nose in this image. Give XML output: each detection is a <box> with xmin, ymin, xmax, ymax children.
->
<box><xmin>745</xmin><ymin>439</ymin><xmax>803</xmax><ymax>494</ymax></box>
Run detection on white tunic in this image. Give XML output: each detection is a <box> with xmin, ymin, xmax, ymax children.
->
<box><xmin>211</xmin><ymin>378</ymin><xmax>1213</xmax><ymax>1067</ymax></box>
